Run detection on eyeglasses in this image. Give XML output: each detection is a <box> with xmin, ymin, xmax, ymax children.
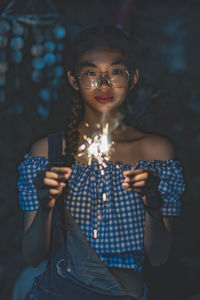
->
<box><xmin>77</xmin><ymin>67</ymin><xmax>130</xmax><ymax>89</ymax></box>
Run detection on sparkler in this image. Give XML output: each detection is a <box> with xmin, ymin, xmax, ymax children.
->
<box><xmin>77</xmin><ymin>122</ymin><xmax>115</xmax><ymax>239</ymax></box>
<box><xmin>77</xmin><ymin>121</ymin><xmax>125</xmax><ymax>239</ymax></box>
<box><xmin>77</xmin><ymin>122</ymin><xmax>114</xmax><ymax>166</ymax></box>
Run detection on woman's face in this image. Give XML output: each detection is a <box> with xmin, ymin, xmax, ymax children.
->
<box><xmin>68</xmin><ymin>48</ymin><xmax>138</xmax><ymax>115</ymax></box>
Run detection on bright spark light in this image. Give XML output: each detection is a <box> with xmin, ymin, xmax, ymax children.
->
<box><xmin>78</xmin><ymin>122</ymin><xmax>114</xmax><ymax>166</ymax></box>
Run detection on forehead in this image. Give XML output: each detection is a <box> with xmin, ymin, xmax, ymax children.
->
<box><xmin>76</xmin><ymin>48</ymin><xmax>125</xmax><ymax>69</ymax></box>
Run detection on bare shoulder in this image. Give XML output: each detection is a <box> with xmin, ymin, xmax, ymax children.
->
<box><xmin>140</xmin><ymin>133</ymin><xmax>175</xmax><ymax>161</ymax></box>
<box><xmin>30</xmin><ymin>137</ymin><xmax>48</xmax><ymax>158</ymax></box>
<box><xmin>120</xmin><ymin>125</ymin><xmax>174</xmax><ymax>162</ymax></box>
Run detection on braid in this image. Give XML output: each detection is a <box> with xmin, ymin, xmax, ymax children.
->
<box><xmin>64</xmin><ymin>93</ymin><xmax>84</xmax><ymax>166</ymax></box>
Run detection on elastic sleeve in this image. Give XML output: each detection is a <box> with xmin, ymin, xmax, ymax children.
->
<box><xmin>17</xmin><ymin>154</ymin><xmax>48</xmax><ymax>211</ymax></box>
<box><xmin>137</xmin><ymin>160</ymin><xmax>185</xmax><ymax>216</ymax></box>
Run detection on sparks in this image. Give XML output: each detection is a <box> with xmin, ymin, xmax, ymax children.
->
<box><xmin>78</xmin><ymin>122</ymin><xmax>114</xmax><ymax>166</ymax></box>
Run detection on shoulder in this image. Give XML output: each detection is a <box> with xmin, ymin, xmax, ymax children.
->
<box><xmin>30</xmin><ymin>137</ymin><xmax>48</xmax><ymax>158</ymax></box>
<box><xmin>122</xmin><ymin>125</ymin><xmax>175</xmax><ymax>161</ymax></box>
<box><xmin>140</xmin><ymin>133</ymin><xmax>175</xmax><ymax>161</ymax></box>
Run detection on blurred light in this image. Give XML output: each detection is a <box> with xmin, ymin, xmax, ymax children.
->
<box><xmin>51</xmin><ymin>78</ymin><xmax>61</xmax><ymax>87</ymax></box>
<box><xmin>32</xmin><ymin>57</ymin><xmax>45</xmax><ymax>70</ymax></box>
<box><xmin>0</xmin><ymin>74</ymin><xmax>6</xmax><ymax>86</ymax></box>
<box><xmin>7</xmin><ymin>104</ymin><xmax>23</xmax><ymax>115</ymax></box>
<box><xmin>12</xmin><ymin>22</ymin><xmax>25</xmax><ymax>35</ymax></box>
<box><xmin>31</xmin><ymin>44</ymin><xmax>44</xmax><ymax>56</ymax></box>
<box><xmin>11</xmin><ymin>50</ymin><xmax>23</xmax><ymax>63</ymax></box>
<box><xmin>163</xmin><ymin>20</ymin><xmax>181</xmax><ymax>38</ymax></box>
<box><xmin>0</xmin><ymin>36</ymin><xmax>8</xmax><ymax>48</ymax></box>
<box><xmin>39</xmin><ymin>89</ymin><xmax>50</xmax><ymax>102</ymax></box>
<box><xmin>0</xmin><ymin>89</ymin><xmax>5</xmax><ymax>102</ymax></box>
<box><xmin>53</xmin><ymin>91</ymin><xmax>58</xmax><ymax>101</ymax></box>
<box><xmin>57</xmin><ymin>43</ymin><xmax>64</xmax><ymax>51</ymax></box>
<box><xmin>0</xmin><ymin>51</ymin><xmax>6</xmax><ymax>61</ymax></box>
<box><xmin>43</xmin><ymin>53</ymin><xmax>56</xmax><ymax>66</ymax></box>
<box><xmin>56</xmin><ymin>53</ymin><xmax>63</xmax><ymax>63</ymax></box>
<box><xmin>38</xmin><ymin>104</ymin><xmax>49</xmax><ymax>118</ymax></box>
<box><xmin>31</xmin><ymin>70</ymin><xmax>43</xmax><ymax>82</ymax></box>
<box><xmin>0</xmin><ymin>20</ymin><xmax>10</xmax><ymax>34</ymax></box>
<box><xmin>172</xmin><ymin>123</ymin><xmax>182</xmax><ymax>133</ymax></box>
<box><xmin>54</xmin><ymin>66</ymin><xmax>64</xmax><ymax>77</ymax></box>
<box><xmin>53</xmin><ymin>25</ymin><xmax>66</xmax><ymax>39</ymax></box>
<box><xmin>44</xmin><ymin>41</ymin><xmax>56</xmax><ymax>52</ymax></box>
<box><xmin>0</xmin><ymin>62</ymin><xmax>8</xmax><ymax>73</ymax></box>
<box><xmin>35</xmin><ymin>32</ymin><xmax>44</xmax><ymax>43</ymax></box>
<box><xmin>10</xmin><ymin>36</ymin><xmax>24</xmax><ymax>50</ymax></box>
<box><xmin>187</xmin><ymin>100</ymin><xmax>200</xmax><ymax>115</ymax></box>
<box><xmin>13</xmin><ymin>77</ymin><xmax>20</xmax><ymax>89</ymax></box>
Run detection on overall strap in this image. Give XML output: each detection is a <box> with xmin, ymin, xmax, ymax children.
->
<box><xmin>47</xmin><ymin>132</ymin><xmax>65</xmax><ymax>222</ymax></box>
<box><xmin>47</xmin><ymin>131</ymin><xmax>67</xmax><ymax>257</ymax></box>
<box><xmin>48</xmin><ymin>131</ymin><xmax>64</xmax><ymax>163</ymax></box>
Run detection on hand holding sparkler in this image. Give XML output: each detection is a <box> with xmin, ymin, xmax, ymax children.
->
<box><xmin>34</xmin><ymin>164</ymin><xmax>72</xmax><ymax>210</ymax></box>
<box><xmin>122</xmin><ymin>169</ymin><xmax>162</xmax><ymax>210</ymax></box>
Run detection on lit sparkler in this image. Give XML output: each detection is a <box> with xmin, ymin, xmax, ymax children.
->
<box><xmin>77</xmin><ymin>121</ymin><xmax>124</xmax><ymax>240</ymax></box>
<box><xmin>78</xmin><ymin>122</ymin><xmax>114</xmax><ymax>166</ymax></box>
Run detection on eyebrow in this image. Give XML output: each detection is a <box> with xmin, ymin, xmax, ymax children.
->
<box><xmin>78</xmin><ymin>59</ymin><xmax>126</xmax><ymax>69</ymax></box>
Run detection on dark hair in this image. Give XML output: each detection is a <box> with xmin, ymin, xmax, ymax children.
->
<box><xmin>63</xmin><ymin>25</ymin><xmax>139</xmax><ymax>166</ymax></box>
<box><xmin>67</xmin><ymin>25</ymin><xmax>139</xmax><ymax>74</ymax></box>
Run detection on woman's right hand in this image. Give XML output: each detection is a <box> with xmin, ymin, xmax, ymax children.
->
<box><xmin>34</xmin><ymin>166</ymin><xmax>72</xmax><ymax>209</ymax></box>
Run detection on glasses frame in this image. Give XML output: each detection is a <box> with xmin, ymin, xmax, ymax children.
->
<box><xmin>76</xmin><ymin>68</ymin><xmax>130</xmax><ymax>89</ymax></box>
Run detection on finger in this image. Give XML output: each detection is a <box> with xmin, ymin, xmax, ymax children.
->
<box><xmin>132</xmin><ymin>173</ymin><xmax>149</xmax><ymax>182</ymax></box>
<box><xmin>123</xmin><ymin>181</ymin><xmax>143</xmax><ymax>189</ymax></box>
<box><xmin>124</xmin><ymin>174</ymin><xmax>148</xmax><ymax>183</ymax></box>
<box><xmin>123</xmin><ymin>177</ymin><xmax>132</xmax><ymax>183</ymax></box>
<box><xmin>49</xmin><ymin>188</ymin><xmax>64</xmax><ymax>196</ymax></box>
<box><xmin>45</xmin><ymin>171</ymin><xmax>70</xmax><ymax>181</ymax></box>
<box><xmin>123</xmin><ymin>169</ymin><xmax>144</xmax><ymax>177</ymax></box>
<box><xmin>132</xmin><ymin>180</ymin><xmax>146</xmax><ymax>187</ymax></box>
<box><xmin>122</xmin><ymin>182</ymin><xmax>130</xmax><ymax>188</ymax></box>
<box><xmin>123</xmin><ymin>185</ymin><xmax>143</xmax><ymax>193</ymax></box>
<box><xmin>124</xmin><ymin>175</ymin><xmax>148</xmax><ymax>184</ymax></box>
<box><xmin>49</xmin><ymin>167</ymin><xmax>72</xmax><ymax>174</ymax></box>
<box><xmin>133</xmin><ymin>188</ymin><xmax>143</xmax><ymax>193</ymax></box>
<box><xmin>43</xmin><ymin>178</ymin><xmax>66</xmax><ymax>188</ymax></box>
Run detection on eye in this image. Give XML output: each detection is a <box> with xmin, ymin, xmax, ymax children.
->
<box><xmin>84</xmin><ymin>70</ymin><xmax>97</xmax><ymax>76</ymax></box>
<box><xmin>111</xmin><ymin>68</ymin><xmax>124</xmax><ymax>75</ymax></box>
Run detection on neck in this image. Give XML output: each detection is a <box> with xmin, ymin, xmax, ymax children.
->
<box><xmin>80</xmin><ymin>110</ymin><xmax>124</xmax><ymax>134</ymax></box>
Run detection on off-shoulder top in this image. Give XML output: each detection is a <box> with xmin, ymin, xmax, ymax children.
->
<box><xmin>18</xmin><ymin>154</ymin><xmax>185</xmax><ymax>272</ymax></box>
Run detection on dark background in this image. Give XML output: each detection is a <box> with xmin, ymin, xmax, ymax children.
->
<box><xmin>0</xmin><ymin>0</ymin><xmax>200</xmax><ymax>299</ymax></box>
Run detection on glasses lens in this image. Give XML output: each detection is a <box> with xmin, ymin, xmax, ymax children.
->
<box><xmin>109</xmin><ymin>68</ymin><xmax>129</xmax><ymax>87</ymax></box>
<box><xmin>80</xmin><ymin>70</ymin><xmax>99</xmax><ymax>88</ymax></box>
<box><xmin>79</xmin><ymin>68</ymin><xmax>129</xmax><ymax>88</ymax></box>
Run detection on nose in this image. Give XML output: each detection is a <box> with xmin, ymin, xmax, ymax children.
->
<box><xmin>98</xmin><ymin>74</ymin><xmax>112</xmax><ymax>88</ymax></box>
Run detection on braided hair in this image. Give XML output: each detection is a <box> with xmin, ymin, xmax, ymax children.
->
<box><xmin>63</xmin><ymin>25</ymin><xmax>139</xmax><ymax>166</ymax></box>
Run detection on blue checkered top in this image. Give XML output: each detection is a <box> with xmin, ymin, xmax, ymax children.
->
<box><xmin>18</xmin><ymin>154</ymin><xmax>185</xmax><ymax>272</ymax></box>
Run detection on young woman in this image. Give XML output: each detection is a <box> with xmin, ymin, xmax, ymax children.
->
<box><xmin>18</xmin><ymin>26</ymin><xmax>185</xmax><ymax>299</ymax></box>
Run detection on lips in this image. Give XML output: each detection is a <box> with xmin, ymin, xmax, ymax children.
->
<box><xmin>95</xmin><ymin>94</ymin><xmax>113</xmax><ymax>103</ymax></box>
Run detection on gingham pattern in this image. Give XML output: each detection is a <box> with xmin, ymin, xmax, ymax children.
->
<box><xmin>17</xmin><ymin>154</ymin><xmax>185</xmax><ymax>272</ymax></box>
<box><xmin>17</xmin><ymin>154</ymin><xmax>48</xmax><ymax>211</ymax></box>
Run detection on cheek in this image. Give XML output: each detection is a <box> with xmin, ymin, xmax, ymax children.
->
<box><xmin>114</xmin><ymin>87</ymin><xmax>129</xmax><ymax>102</ymax></box>
<box><xmin>79</xmin><ymin>87</ymin><xmax>93</xmax><ymax>103</ymax></box>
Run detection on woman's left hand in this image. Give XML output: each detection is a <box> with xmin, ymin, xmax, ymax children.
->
<box><xmin>122</xmin><ymin>169</ymin><xmax>162</xmax><ymax>209</ymax></box>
